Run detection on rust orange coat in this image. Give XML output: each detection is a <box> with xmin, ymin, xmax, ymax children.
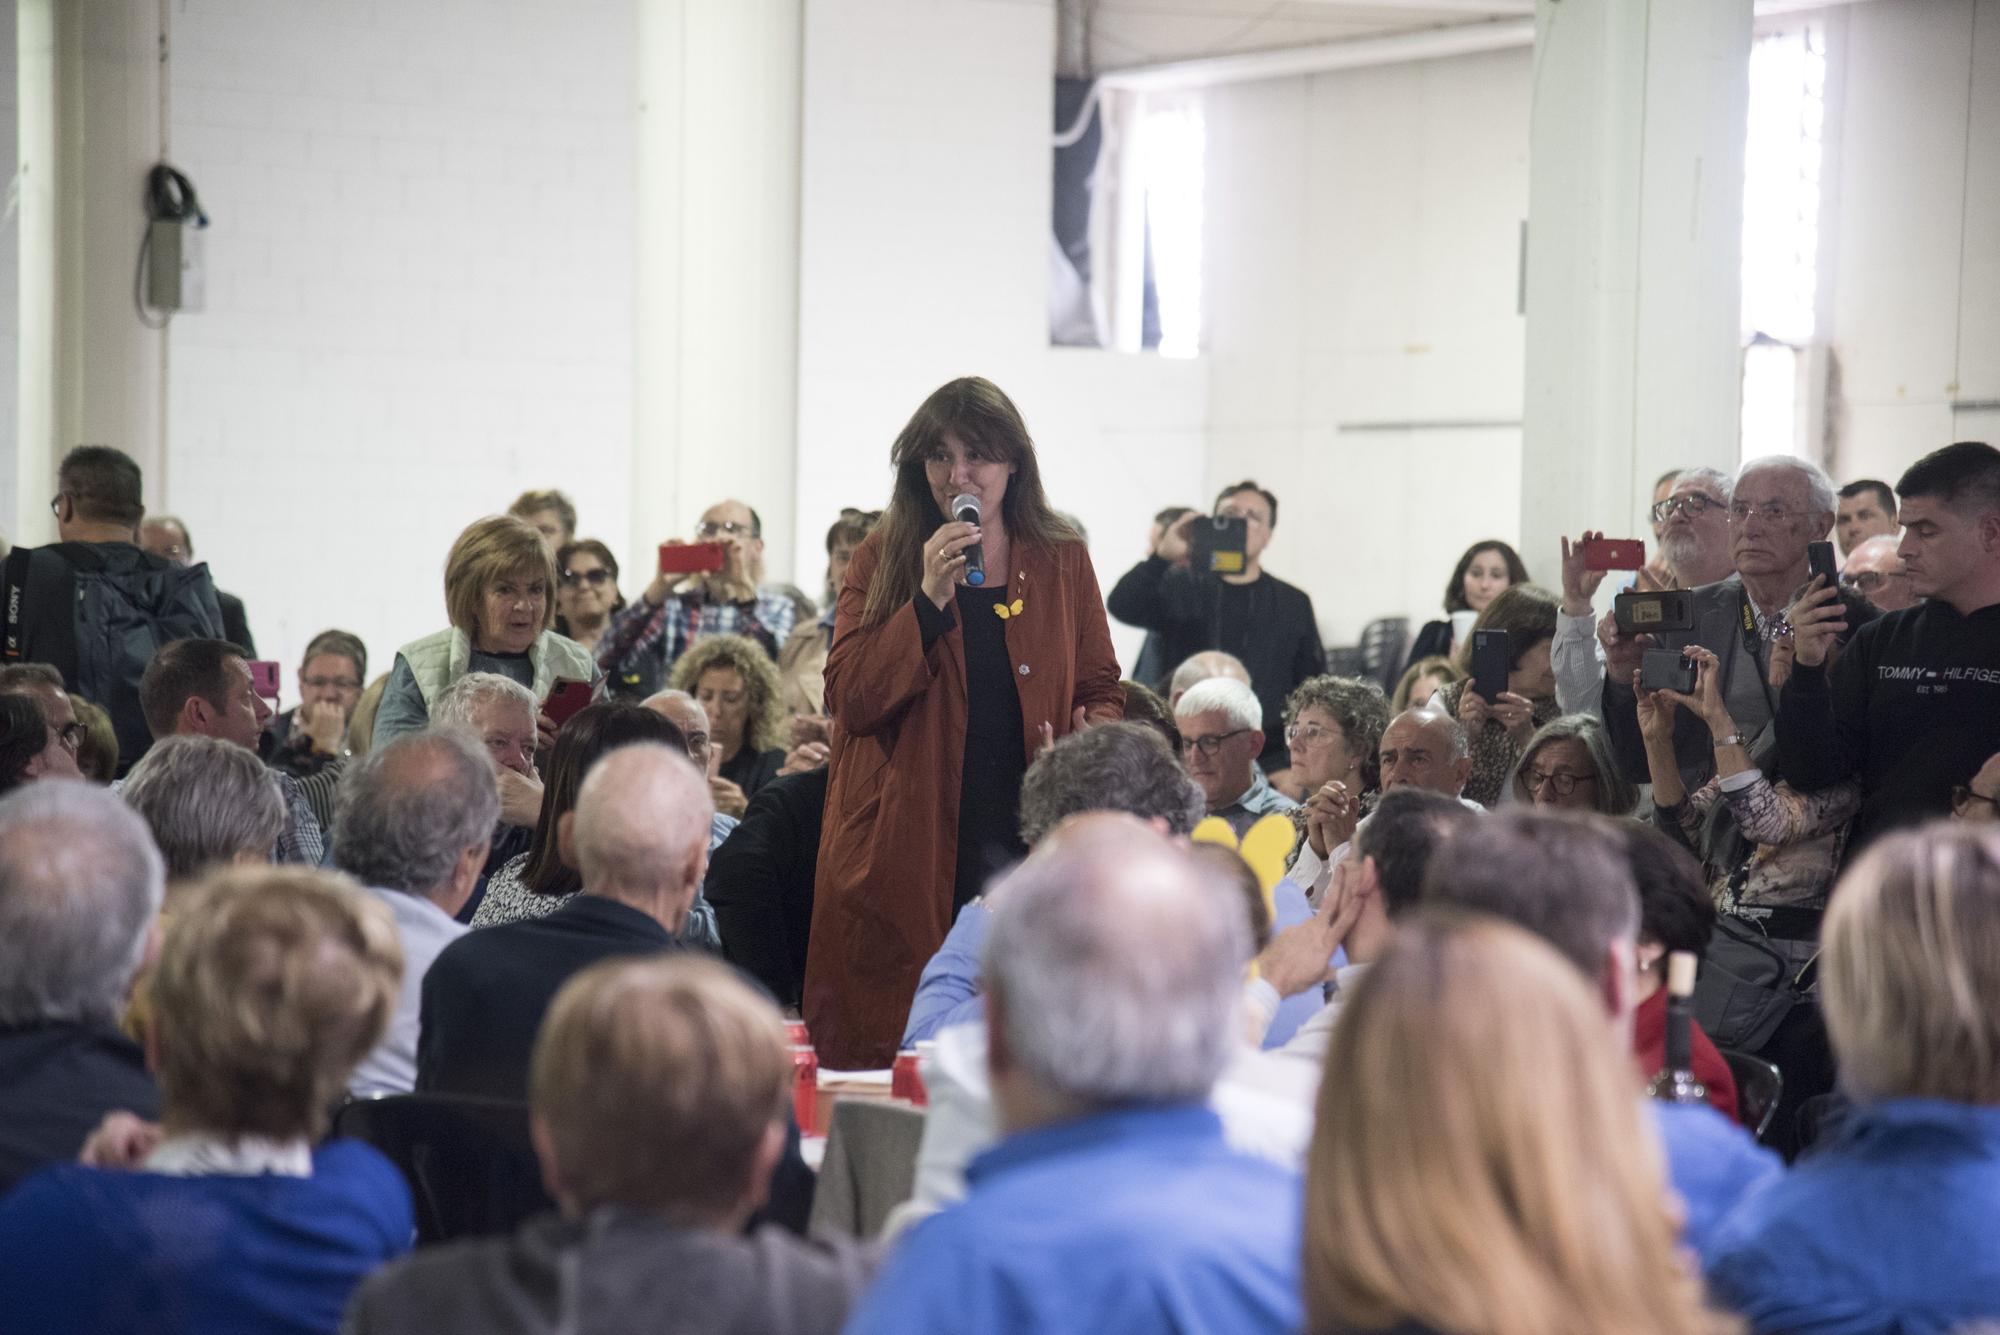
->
<box><xmin>804</xmin><ymin>531</ymin><xmax>1124</xmax><ymax>1068</ymax></box>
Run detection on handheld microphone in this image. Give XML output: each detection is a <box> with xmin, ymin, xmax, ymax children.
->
<box><xmin>951</xmin><ymin>492</ymin><xmax>986</xmax><ymax>586</ymax></box>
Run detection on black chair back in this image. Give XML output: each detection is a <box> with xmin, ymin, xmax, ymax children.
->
<box><xmin>1718</xmin><ymin>1048</ymin><xmax>1784</xmax><ymax>1141</ymax></box>
<box><xmin>332</xmin><ymin>1093</ymin><xmax>551</xmax><ymax>1245</ymax></box>
<box><xmin>1357</xmin><ymin>617</ymin><xmax>1409</xmax><ymax>693</ymax></box>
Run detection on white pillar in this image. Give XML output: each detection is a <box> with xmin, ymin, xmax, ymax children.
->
<box><xmin>633</xmin><ymin>0</ymin><xmax>803</xmax><ymax>587</ymax></box>
<box><xmin>1519</xmin><ymin>0</ymin><xmax>1751</xmax><ymax>583</ymax></box>
<box><xmin>16</xmin><ymin>0</ymin><xmax>168</xmax><ymax>545</ymax></box>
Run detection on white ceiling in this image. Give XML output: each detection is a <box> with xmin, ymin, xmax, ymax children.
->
<box><xmin>1086</xmin><ymin>0</ymin><xmax>1534</xmax><ymax>71</ymax></box>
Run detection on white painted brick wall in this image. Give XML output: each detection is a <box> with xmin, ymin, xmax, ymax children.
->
<box><xmin>0</xmin><ymin>1</ymin><xmax>18</xmax><ymax>534</ymax></box>
<box><xmin>164</xmin><ymin>0</ymin><xmax>636</xmax><ymax>703</ymax></box>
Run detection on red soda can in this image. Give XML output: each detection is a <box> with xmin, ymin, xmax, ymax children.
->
<box><xmin>892</xmin><ymin>1049</ymin><xmax>928</xmax><ymax>1107</ymax></box>
<box><xmin>791</xmin><ymin>1045</ymin><xmax>818</xmax><ymax>1133</ymax></box>
<box><xmin>785</xmin><ymin>1020</ymin><xmax>809</xmax><ymax>1047</ymax></box>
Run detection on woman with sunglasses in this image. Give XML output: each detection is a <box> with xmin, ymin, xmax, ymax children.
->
<box><xmin>552</xmin><ymin>540</ymin><xmax>624</xmax><ymax>657</ymax></box>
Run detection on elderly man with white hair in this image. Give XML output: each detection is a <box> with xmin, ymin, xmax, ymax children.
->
<box><xmin>432</xmin><ymin>671</ymin><xmax>544</xmax><ymax>920</ymax></box>
<box><xmin>1174</xmin><ymin>675</ymin><xmax>1297</xmax><ymax>836</ymax></box>
<box><xmin>0</xmin><ymin>782</ymin><xmax>165</xmax><ymax>1194</ymax></box>
<box><xmin>1597</xmin><ymin>454</ymin><xmax>1876</xmax><ymax>792</ymax></box>
<box><xmin>849</xmin><ymin>816</ymin><xmax>1302</xmax><ymax>1335</ymax></box>
<box><xmin>416</xmin><ymin>744</ymin><xmax>713</xmax><ymax>1102</ymax></box>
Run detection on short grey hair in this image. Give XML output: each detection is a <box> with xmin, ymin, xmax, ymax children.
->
<box><xmin>1509</xmin><ymin>714</ymin><xmax>1639</xmax><ymax>817</ymax></box>
<box><xmin>1672</xmin><ymin>466</ymin><xmax>1734</xmax><ymax>503</ymax></box>
<box><xmin>1175</xmin><ymin>676</ymin><xmax>1262</xmax><ymax>732</ymax></box>
<box><xmin>982</xmin><ymin>821</ymin><xmax>1246</xmax><ymax>1107</ymax></box>
<box><xmin>0</xmin><ymin>781</ymin><xmax>164</xmax><ymax>1025</ymax></box>
<box><xmin>334</xmin><ymin>729</ymin><xmax>500</xmax><ymax>895</ymax></box>
<box><xmin>1018</xmin><ymin>723</ymin><xmax>1206</xmax><ymax>844</ymax></box>
<box><xmin>432</xmin><ymin>671</ymin><xmax>536</xmax><ymax>731</ymax></box>
<box><xmin>1403</xmin><ymin>705</ymin><xmax>1470</xmax><ymax>760</ymax></box>
<box><xmin>1739</xmin><ymin>454</ymin><xmax>1836</xmax><ymax>517</ymax></box>
<box><xmin>1168</xmin><ymin>650</ymin><xmax>1249</xmax><ymax>700</ymax></box>
<box><xmin>121</xmin><ymin>736</ymin><xmax>287</xmax><ymax>879</ymax></box>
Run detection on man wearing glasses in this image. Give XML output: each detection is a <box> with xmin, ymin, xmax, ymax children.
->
<box><xmin>1839</xmin><ymin>534</ymin><xmax>1916</xmax><ymax>612</ymax></box>
<box><xmin>1172</xmin><ymin>676</ymin><xmax>1298</xmax><ymax>837</ymax></box>
<box><xmin>0</xmin><ymin>664</ymin><xmax>84</xmax><ymax>782</ymax></box>
<box><xmin>263</xmin><ymin>630</ymin><xmax>367</xmax><ymax>829</ymax></box>
<box><xmin>595</xmin><ymin>498</ymin><xmax>797</xmax><ymax>699</ymax></box>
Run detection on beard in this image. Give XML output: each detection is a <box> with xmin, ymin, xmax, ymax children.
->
<box><xmin>1661</xmin><ymin>528</ymin><xmax>1700</xmax><ymax>570</ymax></box>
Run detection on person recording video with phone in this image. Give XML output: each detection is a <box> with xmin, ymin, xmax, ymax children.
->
<box><xmin>1422</xmin><ymin>585</ymin><xmax>1561</xmax><ymax>808</ymax></box>
<box><xmin>805</xmin><ymin>376</ymin><xmax>1123</xmax><ymax>1069</ymax></box>
<box><xmin>595</xmin><ymin>498</ymin><xmax>797</xmax><ymax>700</ymax></box>
<box><xmin>1107</xmin><ymin>481</ymin><xmax>1324</xmax><ymax>776</ymax></box>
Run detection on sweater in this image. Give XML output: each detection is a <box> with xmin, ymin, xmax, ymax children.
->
<box><xmin>0</xmin><ymin>1139</ymin><xmax>411</xmax><ymax>1335</ymax></box>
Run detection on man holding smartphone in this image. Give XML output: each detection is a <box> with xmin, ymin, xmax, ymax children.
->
<box><xmin>1107</xmin><ymin>481</ymin><xmax>1324</xmax><ymax>775</ymax></box>
<box><xmin>596</xmin><ymin>498</ymin><xmax>797</xmax><ymax>699</ymax></box>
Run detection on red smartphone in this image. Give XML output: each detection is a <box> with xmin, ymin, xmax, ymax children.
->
<box><xmin>1582</xmin><ymin>537</ymin><xmax>1646</xmax><ymax>571</ymax></box>
<box><xmin>659</xmin><ymin>542</ymin><xmax>727</xmax><ymax>576</ymax></box>
<box><xmin>248</xmin><ymin>660</ymin><xmax>280</xmax><ymax>700</ymax></box>
<box><xmin>543</xmin><ymin>678</ymin><xmax>593</xmax><ymax>728</ymax></box>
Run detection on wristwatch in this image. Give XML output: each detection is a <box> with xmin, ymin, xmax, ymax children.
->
<box><xmin>1715</xmin><ymin>733</ymin><xmax>1743</xmax><ymax>749</ymax></box>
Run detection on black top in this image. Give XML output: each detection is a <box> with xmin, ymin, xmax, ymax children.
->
<box><xmin>1403</xmin><ymin>618</ymin><xmax>1455</xmax><ymax>672</ymax></box>
<box><xmin>705</xmin><ymin>767</ymin><xmax>828</xmax><ymax>1007</ymax></box>
<box><xmin>721</xmin><ymin>744</ymin><xmax>786</xmax><ymax>803</ymax></box>
<box><xmin>217</xmin><ymin>589</ymin><xmax>255</xmax><ymax>656</ymax></box>
<box><xmin>1106</xmin><ymin>555</ymin><xmax>1325</xmax><ymax>770</ymax></box>
<box><xmin>0</xmin><ymin>1022</ymin><xmax>160</xmax><ymax>1196</ymax></box>
<box><xmin>950</xmin><ymin>583</ymin><xmax>1028</xmax><ymax>910</ymax></box>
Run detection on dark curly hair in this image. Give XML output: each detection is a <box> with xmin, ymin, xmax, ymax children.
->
<box><xmin>1283</xmin><ymin>675</ymin><xmax>1391</xmax><ymax>793</ymax></box>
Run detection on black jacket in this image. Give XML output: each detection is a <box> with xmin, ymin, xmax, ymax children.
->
<box><xmin>0</xmin><ymin>1022</ymin><xmax>159</xmax><ymax>1196</ymax></box>
<box><xmin>1106</xmin><ymin>556</ymin><xmax>1324</xmax><ymax>769</ymax></box>
<box><xmin>1778</xmin><ymin>598</ymin><xmax>2000</xmax><ymax>855</ymax></box>
<box><xmin>217</xmin><ymin>590</ymin><xmax>255</xmax><ymax>656</ymax></box>
<box><xmin>706</xmin><ymin>767</ymin><xmax>827</xmax><ymax>1008</ymax></box>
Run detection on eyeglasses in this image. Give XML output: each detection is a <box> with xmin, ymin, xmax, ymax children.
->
<box><xmin>1840</xmin><ymin>570</ymin><xmax>1906</xmax><ymax>595</ymax></box>
<box><xmin>1284</xmin><ymin>721</ymin><xmax>1341</xmax><ymax>747</ymax></box>
<box><xmin>695</xmin><ymin>520</ymin><xmax>756</xmax><ymax>540</ymax></box>
<box><xmin>1522</xmin><ymin>766</ymin><xmax>1595</xmax><ymax>796</ymax></box>
<box><xmin>561</xmin><ymin>568</ymin><xmax>614</xmax><ymax>587</ymax></box>
<box><xmin>53</xmin><ymin>722</ymin><xmax>83</xmax><ymax>754</ymax></box>
<box><xmin>300</xmin><ymin>675</ymin><xmax>362</xmax><ymax>692</ymax></box>
<box><xmin>1650</xmin><ymin>493</ymin><xmax>1724</xmax><ymax>523</ymax></box>
<box><xmin>1181</xmin><ymin>729</ymin><xmax>1252</xmax><ymax>757</ymax></box>
<box><xmin>1952</xmin><ymin>785</ymin><xmax>1998</xmax><ymax>815</ymax></box>
<box><xmin>1727</xmin><ymin>501</ymin><xmax>1807</xmax><ymax>526</ymax></box>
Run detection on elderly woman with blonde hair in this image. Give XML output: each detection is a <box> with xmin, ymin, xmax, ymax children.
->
<box><xmin>373</xmin><ymin>514</ymin><xmax>600</xmax><ymax>748</ymax></box>
<box><xmin>1305</xmin><ymin>915</ymin><xmax>1738</xmax><ymax>1335</ymax></box>
<box><xmin>0</xmin><ymin>868</ymin><xmax>413</xmax><ymax>1334</ymax></box>
<box><xmin>1708</xmin><ymin>825</ymin><xmax>2000</xmax><ymax>1332</ymax></box>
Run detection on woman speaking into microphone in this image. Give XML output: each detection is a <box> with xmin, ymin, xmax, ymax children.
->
<box><xmin>805</xmin><ymin>377</ymin><xmax>1124</xmax><ymax>1067</ymax></box>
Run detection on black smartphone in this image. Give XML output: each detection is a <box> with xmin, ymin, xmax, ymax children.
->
<box><xmin>1806</xmin><ymin>540</ymin><xmax>1838</xmax><ymax>590</ymax></box>
<box><xmin>1188</xmin><ymin>515</ymin><xmax>1249</xmax><ymax>577</ymax></box>
<box><xmin>1642</xmin><ymin>648</ymin><xmax>1697</xmax><ymax>694</ymax></box>
<box><xmin>1470</xmin><ymin>629</ymin><xmax>1510</xmax><ymax>703</ymax></box>
<box><xmin>1613</xmin><ymin>588</ymin><xmax>1694</xmax><ymax>635</ymax></box>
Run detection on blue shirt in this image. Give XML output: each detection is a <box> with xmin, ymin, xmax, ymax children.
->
<box><xmin>844</xmin><ymin>1103</ymin><xmax>1301</xmax><ymax>1335</ymax></box>
<box><xmin>0</xmin><ymin>1139</ymin><xmax>412</xmax><ymax>1335</ymax></box>
<box><xmin>1706</xmin><ymin>1099</ymin><xmax>2000</xmax><ymax>1334</ymax></box>
<box><xmin>1649</xmin><ymin>1099</ymin><xmax>1783</xmax><ymax>1263</ymax></box>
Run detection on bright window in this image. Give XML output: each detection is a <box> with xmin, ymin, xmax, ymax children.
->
<box><xmin>1138</xmin><ymin>96</ymin><xmax>1206</xmax><ymax>359</ymax></box>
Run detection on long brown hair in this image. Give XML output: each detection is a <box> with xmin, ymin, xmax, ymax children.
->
<box><xmin>859</xmin><ymin>378</ymin><xmax>1077</xmax><ymax>627</ymax></box>
<box><xmin>1304</xmin><ymin>915</ymin><xmax>1736</xmax><ymax>1335</ymax></box>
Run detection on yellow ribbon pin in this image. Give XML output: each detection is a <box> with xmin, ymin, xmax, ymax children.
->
<box><xmin>993</xmin><ymin>599</ymin><xmax>1025</xmax><ymax>620</ymax></box>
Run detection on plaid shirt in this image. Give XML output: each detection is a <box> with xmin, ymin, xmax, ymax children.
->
<box><xmin>597</xmin><ymin>584</ymin><xmax>796</xmax><ymax>695</ymax></box>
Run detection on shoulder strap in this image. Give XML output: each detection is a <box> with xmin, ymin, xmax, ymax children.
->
<box><xmin>3</xmin><ymin>546</ymin><xmax>34</xmax><ymax>661</ymax></box>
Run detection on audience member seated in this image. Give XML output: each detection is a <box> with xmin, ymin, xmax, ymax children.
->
<box><xmin>508</xmin><ymin>488</ymin><xmax>577</xmax><ymax>550</ymax></box>
<box><xmin>139</xmin><ymin>514</ymin><xmax>256</xmax><ymax>653</ymax></box>
<box><xmin>431</xmin><ymin>672</ymin><xmax>545</xmax><ymax>915</ymax></box>
<box><xmin>1420</xmin><ymin>808</ymin><xmax>1781</xmax><ymax>1259</ymax></box>
<box><xmin>1837</xmin><ymin>533</ymin><xmax>1914</xmax><ymax>612</ymax></box>
<box><xmin>121</xmin><ymin>735</ymin><xmax>286</xmax><ymax>886</ymax></box>
<box><xmin>1623</xmin><ymin>823</ymin><xmax>1740</xmax><ymax>1123</ymax></box>
<box><xmin>12</xmin><ymin>446</ymin><xmax>223</xmax><ymax>770</ymax></box>
<box><xmin>1427</xmin><ymin>584</ymin><xmax>1561</xmax><ymax>807</ymax></box>
<box><xmin>1709</xmin><ymin>824</ymin><xmax>2000</xmax><ymax>1332</ymax></box>
<box><xmin>139</xmin><ymin>638</ymin><xmax>326</xmax><ymax>864</ymax></box>
<box><xmin>1779</xmin><ymin>441</ymin><xmax>2000</xmax><ymax>853</ymax></box>
<box><xmin>1958</xmin><ymin>751</ymin><xmax>2000</xmax><ymax>823</ymax></box>
<box><xmin>0</xmin><ymin>784</ymin><xmax>162</xmax><ymax>1194</ymax></box>
<box><xmin>1508</xmin><ymin>713</ymin><xmax>1638</xmax><ymax>815</ymax></box>
<box><xmin>263</xmin><ymin>630</ymin><xmax>368</xmax><ymax>798</ymax></box>
<box><xmin>599</xmin><ymin>499</ymin><xmax>796</xmax><ymax>699</ymax></box>
<box><xmin>640</xmin><ymin>688</ymin><xmax>743</xmax><ymax>851</ymax></box>
<box><xmin>1834</xmin><ymin>476</ymin><xmax>1898</xmax><ymax>557</ymax></box>
<box><xmin>346</xmin><ymin>955</ymin><xmax>873</xmax><ymax>1335</ymax></box>
<box><xmin>705</xmin><ymin>765</ymin><xmax>828</xmax><ymax>1009</ymax></box>
<box><xmin>1389</xmin><ymin>652</ymin><xmax>1462</xmax><ymax>714</ymax></box>
<box><xmin>471</xmin><ymin>702</ymin><xmax>718</xmax><ymax>948</ymax></box>
<box><xmin>777</xmin><ymin>509</ymin><xmax>878</xmax><ymax>730</ymax></box>
<box><xmin>1305</xmin><ymin>916</ymin><xmax>1735</xmax><ymax>1335</ymax></box>
<box><xmin>0</xmin><ymin>665</ymin><xmax>84</xmax><ymax>789</ymax></box>
<box><xmin>374</xmin><ymin>515</ymin><xmax>598</xmax><ymax>746</ymax></box>
<box><xmin>671</xmin><ymin>633</ymin><xmax>788</xmax><ymax>816</ymax></box>
<box><xmin>1281</xmin><ymin>674</ymin><xmax>1389</xmax><ymax>852</ymax></box>
<box><xmin>552</xmin><ymin>539</ymin><xmax>623</xmax><ymax>657</ymax></box>
<box><xmin>337</xmin><ymin>729</ymin><xmax>500</xmax><ymax>1096</ymax></box>
<box><xmin>1175</xmin><ymin>676</ymin><xmax>1298</xmax><ymax>836</ymax></box>
<box><xmin>1403</xmin><ymin>538</ymin><xmax>1527</xmax><ymax>670</ymax></box>
<box><xmin>1117</xmin><ymin>677</ymin><xmax>1179</xmax><ymax>751</ymax></box>
<box><xmin>848</xmin><ymin>817</ymin><xmax>1302</xmax><ymax>1335</ymax></box>
<box><xmin>0</xmin><ymin>694</ymin><xmax>56</xmax><ymax>794</ymax></box>
<box><xmin>69</xmin><ymin>695</ymin><xmax>119</xmax><ymax>782</ymax></box>
<box><xmin>1108</xmin><ymin>481</ymin><xmax>1324</xmax><ymax>774</ymax></box>
<box><xmin>418</xmin><ymin>744</ymin><xmax>712</xmax><ymax>1101</ymax></box>
<box><xmin>0</xmin><ymin>868</ymin><xmax>409</xmax><ymax>1335</ymax></box>
<box><xmin>1164</xmin><ymin>648</ymin><xmax>1251</xmax><ymax>709</ymax></box>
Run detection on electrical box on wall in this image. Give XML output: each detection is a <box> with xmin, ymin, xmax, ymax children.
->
<box><xmin>145</xmin><ymin>219</ymin><xmax>205</xmax><ymax>312</ymax></box>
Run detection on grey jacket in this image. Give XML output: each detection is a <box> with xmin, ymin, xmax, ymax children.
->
<box><xmin>344</xmin><ymin>1211</ymin><xmax>877</xmax><ymax>1335</ymax></box>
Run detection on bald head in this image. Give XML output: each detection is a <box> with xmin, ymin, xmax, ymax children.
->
<box><xmin>1377</xmin><ymin>707</ymin><xmax>1471</xmax><ymax>797</ymax></box>
<box><xmin>642</xmin><ymin>689</ymin><xmax>711</xmax><ymax>771</ymax></box>
<box><xmin>1168</xmin><ymin>651</ymin><xmax>1251</xmax><ymax>707</ymax></box>
<box><xmin>566</xmin><ymin>745</ymin><xmax>713</xmax><ymax>931</ymax></box>
<box><xmin>1844</xmin><ymin>534</ymin><xmax>1915</xmax><ymax>612</ymax></box>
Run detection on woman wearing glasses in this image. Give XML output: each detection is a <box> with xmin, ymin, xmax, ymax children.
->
<box><xmin>552</xmin><ymin>540</ymin><xmax>624</xmax><ymax>657</ymax></box>
<box><xmin>805</xmin><ymin>377</ymin><xmax>1123</xmax><ymax>1069</ymax></box>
